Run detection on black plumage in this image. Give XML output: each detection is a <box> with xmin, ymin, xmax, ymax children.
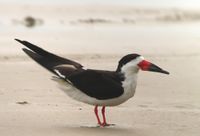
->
<box><xmin>15</xmin><ymin>39</ymin><xmax>169</xmax><ymax>127</ymax></box>
<box><xmin>15</xmin><ymin>39</ymin><xmax>125</xmax><ymax>100</ymax></box>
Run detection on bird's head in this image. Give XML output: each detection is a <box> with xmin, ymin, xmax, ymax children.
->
<box><xmin>117</xmin><ymin>54</ymin><xmax>169</xmax><ymax>75</ymax></box>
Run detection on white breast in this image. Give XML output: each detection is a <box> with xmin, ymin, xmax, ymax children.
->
<box><xmin>122</xmin><ymin>73</ymin><xmax>138</xmax><ymax>99</ymax></box>
<box><xmin>119</xmin><ymin>57</ymin><xmax>144</xmax><ymax>100</ymax></box>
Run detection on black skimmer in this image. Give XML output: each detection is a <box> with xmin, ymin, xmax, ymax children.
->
<box><xmin>15</xmin><ymin>39</ymin><xmax>169</xmax><ymax>127</ymax></box>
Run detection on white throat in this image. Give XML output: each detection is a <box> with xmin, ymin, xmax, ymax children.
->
<box><xmin>120</xmin><ymin>56</ymin><xmax>144</xmax><ymax>98</ymax></box>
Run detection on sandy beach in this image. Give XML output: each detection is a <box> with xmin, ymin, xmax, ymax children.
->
<box><xmin>0</xmin><ymin>2</ymin><xmax>200</xmax><ymax>136</ymax></box>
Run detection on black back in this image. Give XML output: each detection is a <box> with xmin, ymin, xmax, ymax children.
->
<box><xmin>16</xmin><ymin>39</ymin><xmax>125</xmax><ymax>100</ymax></box>
<box><xmin>67</xmin><ymin>69</ymin><xmax>124</xmax><ymax>100</ymax></box>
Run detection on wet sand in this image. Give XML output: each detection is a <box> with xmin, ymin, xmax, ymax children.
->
<box><xmin>0</xmin><ymin>3</ymin><xmax>200</xmax><ymax>136</ymax></box>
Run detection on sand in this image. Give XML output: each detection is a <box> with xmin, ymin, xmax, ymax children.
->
<box><xmin>0</xmin><ymin>2</ymin><xmax>200</xmax><ymax>136</ymax></box>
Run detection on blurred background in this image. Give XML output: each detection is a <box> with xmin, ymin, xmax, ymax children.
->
<box><xmin>1</xmin><ymin>0</ymin><xmax>200</xmax><ymax>55</ymax></box>
<box><xmin>0</xmin><ymin>0</ymin><xmax>200</xmax><ymax>136</ymax></box>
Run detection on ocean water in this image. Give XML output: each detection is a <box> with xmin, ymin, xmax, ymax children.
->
<box><xmin>1</xmin><ymin>0</ymin><xmax>200</xmax><ymax>9</ymax></box>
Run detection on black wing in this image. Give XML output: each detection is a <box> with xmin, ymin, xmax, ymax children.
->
<box><xmin>15</xmin><ymin>39</ymin><xmax>83</xmax><ymax>74</ymax></box>
<box><xmin>55</xmin><ymin>67</ymin><xmax>124</xmax><ymax>100</ymax></box>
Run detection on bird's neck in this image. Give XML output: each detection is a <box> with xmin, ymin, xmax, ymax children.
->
<box><xmin>121</xmin><ymin>65</ymin><xmax>139</xmax><ymax>86</ymax></box>
<box><xmin>120</xmin><ymin>64</ymin><xmax>139</xmax><ymax>98</ymax></box>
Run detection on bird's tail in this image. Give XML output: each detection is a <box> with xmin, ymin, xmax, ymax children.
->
<box><xmin>15</xmin><ymin>39</ymin><xmax>82</xmax><ymax>75</ymax></box>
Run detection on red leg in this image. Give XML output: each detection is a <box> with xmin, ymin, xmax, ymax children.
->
<box><xmin>101</xmin><ymin>106</ymin><xmax>108</xmax><ymax>126</ymax></box>
<box><xmin>94</xmin><ymin>105</ymin><xmax>101</xmax><ymax>125</ymax></box>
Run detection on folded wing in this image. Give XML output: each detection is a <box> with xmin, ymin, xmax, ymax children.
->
<box><xmin>54</xmin><ymin>66</ymin><xmax>124</xmax><ymax>100</ymax></box>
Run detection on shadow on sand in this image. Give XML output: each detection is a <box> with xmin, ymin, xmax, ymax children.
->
<box><xmin>49</xmin><ymin>124</ymin><xmax>148</xmax><ymax>136</ymax></box>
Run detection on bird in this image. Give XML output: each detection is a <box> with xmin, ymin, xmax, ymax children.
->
<box><xmin>15</xmin><ymin>38</ymin><xmax>169</xmax><ymax>127</ymax></box>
